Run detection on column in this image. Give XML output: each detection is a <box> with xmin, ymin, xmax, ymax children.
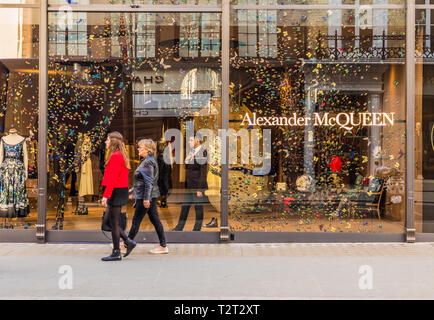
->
<box><xmin>369</xmin><ymin>92</ymin><xmax>382</xmax><ymax>177</ymax></box>
<box><xmin>304</xmin><ymin>89</ymin><xmax>315</xmax><ymax>186</ymax></box>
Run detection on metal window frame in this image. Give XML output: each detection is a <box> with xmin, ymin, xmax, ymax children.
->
<box><xmin>0</xmin><ymin>0</ymin><xmax>426</xmax><ymax>243</ymax></box>
<box><xmin>0</xmin><ymin>3</ymin><xmax>40</xmax><ymax>8</ymax></box>
<box><xmin>40</xmin><ymin>2</ymin><xmax>228</xmax><ymax>243</ymax></box>
<box><xmin>406</xmin><ymin>0</ymin><xmax>416</xmax><ymax>242</ymax></box>
<box><xmin>231</xmin><ymin>4</ymin><xmax>406</xmax><ymax>10</ymax></box>
<box><xmin>47</xmin><ymin>4</ymin><xmax>222</xmax><ymax>12</ymax></box>
<box><xmin>37</xmin><ymin>0</ymin><xmax>48</xmax><ymax>243</ymax></box>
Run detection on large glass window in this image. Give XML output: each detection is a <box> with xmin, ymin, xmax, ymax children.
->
<box><xmin>229</xmin><ymin>8</ymin><xmax>406</xmax><ymax>233</ymax></box>
<box><xmin>415</xmin><ymin>7</ymin><xmax>434</xmax><ymax>233</ymax></box>
<box><xmin>0</xmin><ymin>7</ymin><xmax>39</xmax><ymax>230</ymax></box>
<box><xmin>47</xmin><ymin>11</ymin><xmax>222</xmax><ymax>233</ymax></box>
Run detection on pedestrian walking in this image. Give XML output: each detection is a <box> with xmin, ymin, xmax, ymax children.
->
<box><xmin>100</xmin><ymin>131</ymin><xmax>136</xmax><ymax>261</ymax></box>
<box><xmin>124</xmin><ymin>139</ymin><xmax>168</xmax><ymax>257</ymax></box>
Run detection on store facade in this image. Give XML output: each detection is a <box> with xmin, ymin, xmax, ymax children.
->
<box><xmin>0</xmin><ymin>0</ymin><xmax>432</xmax><ymax>243</ymax></box>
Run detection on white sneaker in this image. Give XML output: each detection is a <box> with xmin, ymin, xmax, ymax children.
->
<box><xmin>149</xmin><ymin>246</ymin><xmax>169</xmax><ymax>254</ymax></box>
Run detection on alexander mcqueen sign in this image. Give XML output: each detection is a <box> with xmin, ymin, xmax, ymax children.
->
<box><xmin>241</xmin><ymin>112</ymin><xmax>395</xmax><ymax>131</ymax></box>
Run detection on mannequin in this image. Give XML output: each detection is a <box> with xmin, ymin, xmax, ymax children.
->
<box><xmin>0</xmin><ymin>127</ymin><xmax>29</xmax><ymax>226</ymax></box>
<box><xmin>74</xmin><ymin>133</ymin><xmax>93</xmax><ymax>215</ymax></box>
<box><xmin>0</xmin><ymin>128</ymin><xmax>29</xmax><ymax>175</ymax></box>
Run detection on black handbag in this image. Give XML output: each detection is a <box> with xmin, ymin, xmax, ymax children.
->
<box><xmin>101</xmin><ymin>210</ymin><xmax>127</xmax><ymax>232</ymax></box>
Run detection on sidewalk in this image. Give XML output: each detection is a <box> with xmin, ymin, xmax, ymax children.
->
<box><xmin>1</xmin><ymin>242</ymin><xmax>434</xmax><ymax>299</ymax></box>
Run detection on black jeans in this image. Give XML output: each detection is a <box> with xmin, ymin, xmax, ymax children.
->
<box><xmin>174</xmin><ymin>192</ymin><xmax>204</xmax><ymax>231</ymax></box>
<box><xmin>128</xmin><ymin>198</ymin><xmax>166</xmax><ymax>247</ymax></box>
<box><xmin>104</xmin><ymin>205</ymin><xmax>128</xmax><ymax>251</ymax></box>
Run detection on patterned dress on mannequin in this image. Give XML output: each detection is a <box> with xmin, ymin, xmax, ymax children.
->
<box><xmin>0</xmin><ymin>137</ymin><xmax>29</xmax><ymax>218</ymax></box>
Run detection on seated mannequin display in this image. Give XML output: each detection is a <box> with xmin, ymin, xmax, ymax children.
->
<box><xmin>0</xmin><ymin>127</ymin><xmax>29</xmax><ymax>228</ymax></box>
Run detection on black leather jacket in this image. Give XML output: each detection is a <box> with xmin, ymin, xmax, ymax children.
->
<box><xmin>131</xmin><ymin>155</ymin><xmax>160</xmax><ymax>200</ymax></box>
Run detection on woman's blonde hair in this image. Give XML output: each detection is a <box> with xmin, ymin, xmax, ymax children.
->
<box><xmin>138</xmin><ymin>138</ymin><xmax>156</xmax><ymax>156</ymax></box>
<box><xmin>106</xmin><ymin>131</ymin><xmax>131</xmax><ymax>170</ymax></box>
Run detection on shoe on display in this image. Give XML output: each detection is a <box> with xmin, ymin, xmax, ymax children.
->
<box><xmin>330</xmin><ymin>211</ymin><xmax>341</xmax><ymax>218</ymax></box>
<box><xmin>101</xmin><ymin>249</ymin><xmax>122</xmax><ymax>261</ymax></box>
<box><xmin>149</xmin><ymin>246</ymin><xmax>169</xmax><ymax>254</ymax></box>
<box><xmin>52</xmin><ymin>219</ymin><xmax>64</xmax><ymax>230</ymax></box>
<box><xmin>77</xmin><ymin>207</ymin><xmax>88</xmax><ymax>215</ymax></box>
<box><xmin>203</xmin><ymin>217</ymin><xmax>218</xmax><ymax>228</ymax></box>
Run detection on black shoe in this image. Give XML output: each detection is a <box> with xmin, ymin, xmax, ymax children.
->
<box><xmin>172</xmin><ymin>227</ymin><xmax>183</xmax><ymax>231</ymax></box>
<box><xmin>123</xmin><ymin>238</ymin><xmax>137</xmax><ymax>258</ymax></box>
<box><xmin>102</xmin><ymin>249</ymin><xmax>122</xmax><ymax>261</ymax></box>
<box><xmin>203</xmin><ymin>217</ymin><xmax>218</xmax><ymax>228</ymax></box>
<box><xmin>77</xmin><ymin>207</ymin><xmax>88</xmax><ymax>215</ymax></box>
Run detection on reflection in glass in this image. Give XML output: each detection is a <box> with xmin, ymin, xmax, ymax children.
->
<box><xmin>229</xmin><ymin>9</ymin><xmax>406</xmax><ymax>233</ymax></box>
<box><xmin>47</xmin><ymin>12</ymin><xmax>221</xmax><ymax>232</ymax></box>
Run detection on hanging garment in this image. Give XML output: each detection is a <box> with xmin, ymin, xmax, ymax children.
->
<box><xmin>330</xmin><ymin>156</ymin><xmax>343</xmax><ymax>173</ymax></box>
<box><xmin>77</xmin><ymin>135</ymin><xmax>94</xmax><ymax>197</ymax></box>
<box><xmin>0</xmin><ymin>138</ymin><xmax>29</xmax><ymax>218</ymax></box>
<box><xmin>78</xmin><ymin>156</ymin><xmax>94</xmax><ymax>197</ymax></box>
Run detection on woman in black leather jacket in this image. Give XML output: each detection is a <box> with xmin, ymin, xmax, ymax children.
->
<box><xmin>124</xmin><ymin>139</ymin><xmax>169</xmax><ymax>257</ymax></box>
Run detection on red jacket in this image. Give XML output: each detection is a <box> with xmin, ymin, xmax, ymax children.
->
<box><xmin>101</xmin><ymin>150</ymin><xmax>129</xmax><ymax>199</ymax></box>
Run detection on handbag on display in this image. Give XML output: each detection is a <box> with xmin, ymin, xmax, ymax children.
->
<box><xmin>28</xmin><ymin>166</ymin><xmax>37</xmax><ymax>179</ymax></box>
<box><xmin>101</xmin><ymin>210</ymin><xmax>127</xmax><ymax>232</ymax></box>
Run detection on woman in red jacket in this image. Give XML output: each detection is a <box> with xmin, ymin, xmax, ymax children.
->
<box><xmin>100</xmin><ymin>131</ymin><xmax>136</xmax><ymax>261</ymax></box>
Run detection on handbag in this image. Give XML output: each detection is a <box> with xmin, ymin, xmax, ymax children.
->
<box><xmin>28</xmin><ymin>166</ymin><xmax>37</xmax><ymax>179</ymax></box>
<box><xmin>101</xmin><ymin>210</ymin><xmax>127</xmax><ymax>232</ymax></box>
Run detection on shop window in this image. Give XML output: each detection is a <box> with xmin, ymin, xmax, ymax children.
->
<box><xmin>0</xmin><ymin>8</ymin><xmax>39</xmax><ymax>230</ymax></box>
<box><xmin>230</xmin><ymin>8</ymin><xmax>406</xmax><ymax>233</ymax></box>
<box><xmin>47</xmin><ymin>11</ymin><xmax>221</xmax><ymax>233</ymax></box>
